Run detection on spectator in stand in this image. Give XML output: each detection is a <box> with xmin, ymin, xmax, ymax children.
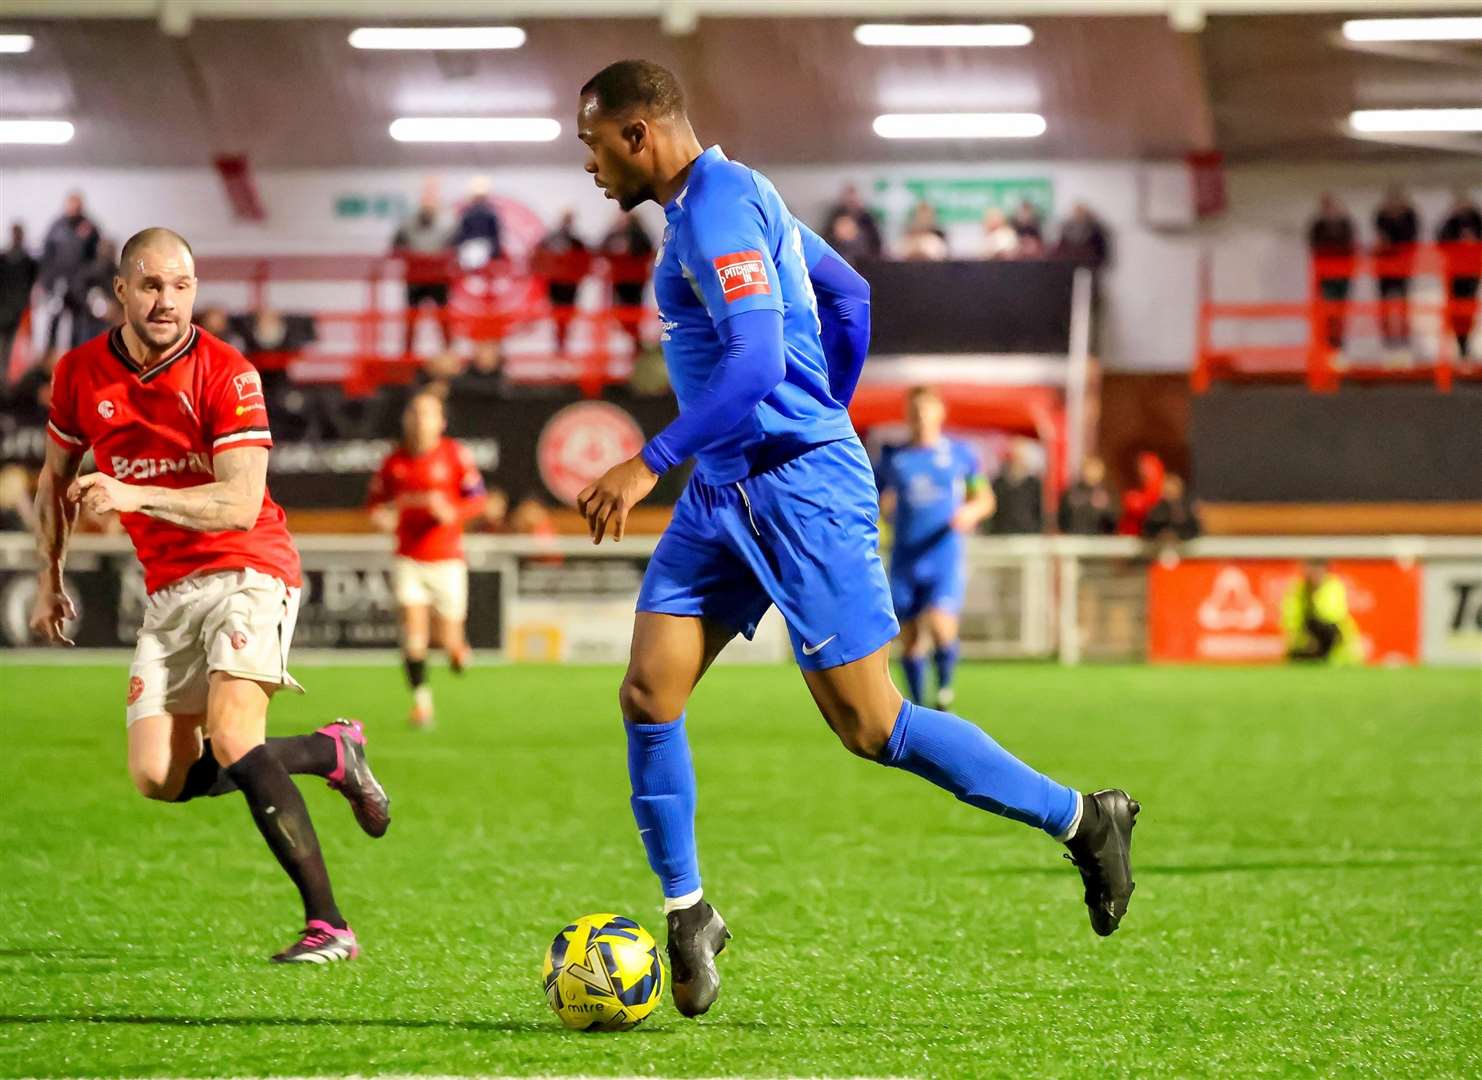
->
<box><xmin>536</xmin><ymin>210</ymin><xmax>589</xmax><ymax>356</ymax></box>
<box><xmin>1118</xmin><ymin>451</ymin><xmax>1164</xmax><ymax>536</ymax></box>
<box><xmin>452</xmin><ymin>176</ymin><xmax>504</xmax><ymax>268</ymax></box>
<box><xmin>0</xmin><ymin>464</ymin><xmax>34</xmax><ymax>532</ymax></box>
<box><xmin>1011</xmin><ymin>200</ymin><xmax>1045</xmax><ymax>256</ymax></box>
<box><xmin>0</xmin><ymin>223</ymin><xmax>38</xmax><ymax>371</ymax></box>
<box><xmin>392</xmin><ymin>194</ymin><xmax>454</xmax><ymax>357</ymax></box>
<box><xmin>1056</xmin><ymin>202</ymin><xmax>1111</xmax><ymax>268</ymax></box>
<box><xmin>900</xmin><ymin>200</ymin><xmax>948</xmax><ymax>261</ymax></box>
<box><xmin>601</xmin><ymin>211</ymin><xmax>655</xmax><ymax>350</ymax></box>
<box><xmin>1058</xmin><ymin>456</ymin><xmax>1118</xmax><ymax>535</ymax></box>
<box><xmin>195</xmin><ymin>305</ymin><xmax>246</xmax><ymax>351</ymax></box>
<box><xmin>453</xmin><ymin>339</ymin><xmax>510</xmax><ymax>399</ymax></box>
<box><xmin>823</xmin><ymin>212</ymin><xmax>873</xmax><ymax>268</ymax></box>
<box><xmin>1374</xmin><ymin>186</ymin><xmax>1420</xmax><ymax>349</ymax></box>
<box><xmin>39</xmin><ymin>191</ymin><xmax>100</xmax><ymax>351</ymax></box>
<box><xmin>4</xmin><ymin>347</ymin><xmax>57</xmax><ymax>427</ymax></box>
<box><xmin>821</xmin><ymin>183</ymin><xmax>883</xmax><ymax>260</ymax></box>
<box><xmin>70</xmin><ymin>235</ymin><xmax>121</xmax><ymax>344</ymax></box>
<box><xmin>979</xmin><ymin>208</ymin><xmax>1020</xmax><ymax>260</ymax></box>
<box><xmin>1307</xmin><ymin>193</ymin><xmax>1358</xmax><ymax>351</ymax></box>
<box><xmin>1141</xmin><ymin>473</ymin><xmax>1201</xmax><ymax>543</ymax></box>
<box><xmin>1437</xmin><ymin>190</ymin><xmax>1482</xmax><ymax>360</ymax></box>
<box><xmin>989</xmin><ymin>439</ymin><xmax>1043</xmax><ymax>534</ymax></box>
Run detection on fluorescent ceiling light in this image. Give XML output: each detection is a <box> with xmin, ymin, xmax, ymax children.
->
<box><xmin>1342</xmin><ymin>18</ymin><xmax>1482</xmax><ymax>43</ymax></box>
<box><xmin>854</xmin><ymin>23</ymin><xmax>1032</xmax><ymax>47</ymax></box>
<box><xmin>873</xmin><ymin>113</ymin><xmax>1046</xmax><ymax>139</ymax></box>
<box><xmin>1349</xmin><ymin>109</ymin><xmax>1482</xmax><ymax>134</ymax></box>
<box><xmin>0</xmin><ymin>34</ymin><xmax>34</xmax><ymax>53</ymax></box>
<box><xmin>0</xmin><ymin>120</ymin><xmax>74</xmax><ymax>145</ymax></box>
<box><xmin>389</xmin><ymin>117</ymin><xmax>560</xmax><ymax>143</ymax></box>
<box><xmin>350</xmin><ymin>26</ymin><xmax>526</xmax><ymax>50</ymax></box>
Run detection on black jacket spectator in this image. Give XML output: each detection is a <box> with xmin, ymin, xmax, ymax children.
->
<box><xmin>0</xmin><ymin>224</ymin><xmax>39</xmax><ymax>369</ymax></box>
<box><xmin>452</xmin><ymin>189</ymin><xmax>503</xmax><ymax>264</ymax></box>
<box><xmin>821</xmin><ymin>184</ymin><xmax>882</xmax><ymax>260</ymax></box>
<box><xmin>1308</xmin><ymin>194</ymin><xmax>1357</xmax><ymax>349</ymax></box>
<box><xmin>1142</xmin><ymin>477</ymin><xmax>1201</xmax><ymax>542</ymax></box>
<box><xmin>1438</xmin><ymin>194</ymin><xmax>1482</xmax><ymax>357</ymax></box>
<box><xmin>1055</xmin><ymin>203</ymin><xmax>1110</xmax><ymax>267</ymax></box>
<box><xmin>40</xmin><ymin>193</ymin><xmax>100</xmax><ymax>351</ymax></box>
<box><xmin>990</xmin><ymin>475</ymin><xmax>1043</xmax><ymax>534</ymax></box>
<box><xmin>453</xmin><ymin>342</ymin><xmax>511</xmax><ymax>399</ymax></box>
<box><xmin>1374</xmin><ymin>189</ymin><xmax>1420</xmax><ymax>347</ymax></box>
<box><xmin>1058</xmin><ymin>459</ymin><xmax>1118</xmax><ymax>535</ymax></box>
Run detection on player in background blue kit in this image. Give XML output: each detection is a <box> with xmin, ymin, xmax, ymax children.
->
<box><xmin>573</xmin><ymin>60</ymin><xmax>1139</xmax><ymax>1019</ymax></box>
<box><xmin>876</xmin><ymin>386</ymin><xmax>995</xmax><ymax>709</ymax></box>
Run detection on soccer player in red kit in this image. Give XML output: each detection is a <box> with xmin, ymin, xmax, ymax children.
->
<box><xmin>29</xmin><ymin>228</ymin><xmax>391</xmax><ymax>964</ymax></box>
<box><xmin>369</xmin><ymin>390</ymin><xmax>487</xmax><ymax>728</ymax></box>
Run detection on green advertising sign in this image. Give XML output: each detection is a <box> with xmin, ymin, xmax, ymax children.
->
<box><xmin>334</xmin><ymin>193</ymin><xmax>411</xmax><ymax>220</ymax></box>
<box><xmin>871</xmin><ymin>177</ymin><xmax>1053</xmax><ymax>225</ymax></box>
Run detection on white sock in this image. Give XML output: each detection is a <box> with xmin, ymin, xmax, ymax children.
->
<box><xmin>1055</xmin><ymin>791</ymin><xmax>1085</xmax><ymax>844</ymax></box>
<box><xmin>413</xmin><ymin>685</ymin><xmax>434</xmax><ymax>711</ymax></box>
<box><xmin>663</xmin><ymin>887</ymin><xmax>703</xmax><ymax>914</ymax></box>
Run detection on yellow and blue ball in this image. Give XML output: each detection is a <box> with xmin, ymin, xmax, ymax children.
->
<box><xmin>543</xmin><ymin>913</ymin><xmax>665</xmax><ymax>1031</ymax></box>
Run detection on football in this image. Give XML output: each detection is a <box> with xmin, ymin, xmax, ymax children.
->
<box><xmin>542</xmin><ymin>913</ymin><xmax>666</xmax><ymax>1031</ymax></box>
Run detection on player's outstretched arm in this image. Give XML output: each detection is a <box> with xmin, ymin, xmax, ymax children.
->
<box><xmin>71</xmin><ymin>446</ymin><xmax>268</xmax><ymax>533</ymax></box>
<box><xmin>798</xmin><ymin>222</ymin><xmax>871</xmax><ymax>406</ymax></box>
<box><xmin>29</xmin><ymin>440</ymin><xmax>83</xmax><ymax>645</ymax></box>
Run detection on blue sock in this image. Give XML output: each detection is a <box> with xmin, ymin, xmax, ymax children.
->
<box><xmin>932</xmin><ymin>642</ymin><xmax>960</xmax><ymax>696</ymax></box>
<box><xmin>881</xmin><ymin>700</ymin><xmax>1079</xmax><ymax>836</ymax></box>
<box><xmin>626</xmin><ymin>714</ymin><xmax>701</xmax><ymax>898</ymax></box>
<box><xmin>899</xmin><ymin>655</ymin><xmax>928</xmax><ymax>704</ymax></box>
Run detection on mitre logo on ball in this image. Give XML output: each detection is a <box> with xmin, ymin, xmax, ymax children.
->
<box><xmin>536</xmin><ymin>402</ymin><xmax>645</xmax><ymax>506</ymax></box>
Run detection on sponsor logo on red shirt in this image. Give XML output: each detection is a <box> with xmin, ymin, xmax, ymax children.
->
<box><xmin>712</xmin><ymin>250</ymin><xmax>770</xmax><ymax>301</ymax></box>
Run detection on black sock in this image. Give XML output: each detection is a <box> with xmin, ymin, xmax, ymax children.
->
<box><xmin>175</xmin><ymin>735</ymin><xmax>339</xmax><ymax>800</ymax></box>
<box><xmin>405</xmin><ymin>655</ymin><xmax>427</xmax><ymax>689</ymax></box>
<box><xmin>226</xmin><ymin>744</ymin><xmax>345</xmax><ymax>929</ymax></box>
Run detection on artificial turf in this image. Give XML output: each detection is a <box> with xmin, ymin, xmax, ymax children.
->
<box><xmin>1</xmin><ymin>662</ymin><xmax>1478</xmax><ymax>1078</ymax></box>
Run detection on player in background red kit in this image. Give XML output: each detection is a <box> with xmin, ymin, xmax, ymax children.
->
<box><xmin>28</xmin><ymin>228</ymin><xmax>391</xmax><ymax>964</ymax></box>
<box><xmin>369</xmin><ymin>390</ymin><xmax>487</xmax><ymax>728</ymax></box>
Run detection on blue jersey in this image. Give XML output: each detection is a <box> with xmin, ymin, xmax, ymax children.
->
<box><xmin>877</xmin><ymin>439</ymin><xmax>983</xmax><ymax>562</ymax></box>
<box><xmin>653</xmin><ymin>146</ymin><xmax>857</xmax><ymax>484</ymax></box>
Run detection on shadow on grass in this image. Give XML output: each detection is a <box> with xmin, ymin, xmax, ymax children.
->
<box><xmin>0</xmin><ymin>1014</ymin><xmax>561</xmax><ymax>1035</ymax></box>
<box><xmin>973</xmin><ymin>856</ymin><xmax>1478</xmax><ymax>877</ymax></box>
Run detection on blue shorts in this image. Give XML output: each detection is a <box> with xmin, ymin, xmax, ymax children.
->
<box><xmin>889</xmin><ymin>543</ymin><xmax>966</xmax><ymax>620</ymax></box>
<box><xmin>638</xmin><ymin>437</ymin><xmax>899</xmax><ymax>671</ymax></box>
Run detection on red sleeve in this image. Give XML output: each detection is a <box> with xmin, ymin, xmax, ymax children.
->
<box><xmin>45</xmin><ymin>353</ymin><xmax>88</xmax><ymax>453</ymax></box>
<box><xmin>204</xmin><ymin>351</ymin><xmax>274</xmax><ymax>456</ymax></box>
<box><xmin>368</xmin><ymin>454</ymin><xmax>396</xmax><ymax>508</ymax></box>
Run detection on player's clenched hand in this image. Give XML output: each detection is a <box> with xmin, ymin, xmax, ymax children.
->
<box><xmin>950</xmin><ymin>506</ymin><xmax>979</xmax><ymax>533</ymax></box>
<box><xmin>576</xmin><ymin>455</ymin><xmax>659</xmax><ymax>545</ymax></box>
<box><xmin>69</xmin><ymin>472</ymin><xmax>143</xmax><ymax>518</ymax></box>
<box><xmin>426</xmin><ymin>491</ymin><xmax>458</xmax><ymax>525</ymax></box>
<box><xmin>28</xmin><ymin>578</ymin><xmax>77</xmax><ymax>646</ymax></box>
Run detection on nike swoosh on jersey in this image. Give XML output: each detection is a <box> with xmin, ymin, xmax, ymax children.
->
<box><xmin>801</xmin><ymin>634</ymin><xmax>838</xmax><ymax>656</ymax></box>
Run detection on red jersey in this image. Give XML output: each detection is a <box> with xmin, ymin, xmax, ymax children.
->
<box><xmin>47</xmin><ymin>326</ymin><xmax>301</xmax><ymax>594</ymax></box>
<box><xmin>369</xmin><ymin>437</ymin><xmax>486</xmax><ymax>562</ymax></box>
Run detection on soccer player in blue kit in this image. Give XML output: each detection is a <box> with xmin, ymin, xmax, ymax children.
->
<box><xmin>876</xmin><ymin>386</ymin><xmax>996</xmax><ymax>710</ymax></box>
<box><xmin>575</xmin><ymin>60</ymin><xmax>1139</xmax><ymax>1018</ymax></box>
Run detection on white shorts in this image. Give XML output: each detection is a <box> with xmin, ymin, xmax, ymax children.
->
<box><xmin>126</xmin><ymin>568</ymin><xmax>304</xmax><ymax>727</ymax></box>
<box><xmin>391</xmin><ymin>557</ymin><xmax>468</xmax><ymax>619</ymax></box>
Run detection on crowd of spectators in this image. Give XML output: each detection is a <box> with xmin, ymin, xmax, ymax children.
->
<box><xmin>1307</xmin><ymin>186</ymin><xmax>1481</xmax><ymax>357</ymax></box>
<box><xmin>821</xmin><ymin>184</ymin><xmax>1111</xmax><ymax>268</ymax></box>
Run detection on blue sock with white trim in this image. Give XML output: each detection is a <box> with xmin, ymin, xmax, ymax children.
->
<box><xmin>933</xmin><ymin>642</ymin><xmax>960</xmax><ymax>697</ymax></box>
<box><xmin>626</xmin><ymin>714</ymin><xmax>701</xmax><ymax>901</ymax></box>
<box><xmin>881</xmin><ymin>699</ymin><xmax>1079</xmax><ymax>836</ymax></box>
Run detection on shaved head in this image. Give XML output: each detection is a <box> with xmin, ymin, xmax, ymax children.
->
<box><xmin>118</xmin><ymin>227</ymin><xmax>194</xmax><ymax>279</ymax></box>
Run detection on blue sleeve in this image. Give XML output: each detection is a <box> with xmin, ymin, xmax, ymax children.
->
<box><xmin>640</xmin><ymin>308</ymin><xmax>786</xmax><ymax>475</ymax></box>
<box><xmin>797</xmin><ymin>222</ymin><xmax>871</xmax><ymax>405</ymax></box>
<box><xmin>683</xmin><ymin>180</ymin><xmax>783</xmax><ymax>328</ymax></box>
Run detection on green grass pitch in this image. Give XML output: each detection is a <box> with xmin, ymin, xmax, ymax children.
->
<box><xmin>1</xmin><ymin>662</ymin><xmax>1479</xmax><ymax>1078</ymax></box>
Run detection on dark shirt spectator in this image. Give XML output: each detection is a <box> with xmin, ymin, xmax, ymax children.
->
<box><xmin>989</xmin><ymin>441</ymin><xmax>1043</xmax><ymax>534</ymax></box>
<box><xmin>70</xmin><ymin>238</ymin><xmax>121</xmax><ymax>344</ymax></box>
<box><xmin>536</xmin><ymin>211</ymin><xmax>589</xmax><ymax>355</ymax></box>
<box><xmin>1142</xmin><ymin>475</ymin><xmax>1201</xmax><ymax>542</ymax></box>
<box><xmin>393</xmin><ymin>200</ymin><xmax>454</xmax><ymax>356</ymax></box>
<box><xmin>453</xmin><ymin>341</ymin><xmax>511</xmax><ymax>399</ymax></box>
<box><xmin>821</xmin><ymin>184</ymin><xmax>883</xmax><ymax>259</ymax></box>
<box><xmin>40</xmin><ymin>191</ymin><xmax>100</xmax><ymax>351</ymax></box>
<box><xmin>1058</xmin><ymin>456</ymin><xmax>1118</xmax><ymax>535</ymax></box>
<box><xmin>1374</xmin><ymin>187</ymin><xmax>1420</xmax><ymax>348</ymax></box>
<box><xmin>451</xmin><ymin>180</ymin><xmax>503</xmax><ymax>265</ymax></box>
<box><xmin>1308</xmin><ymin>193</ymin><xmax>1357</xmax><ymax>349</ymax></box>
<box><xmin>1437</xmin><ymin>192</ymin><xmax>1482</xmax><ymax>359</ymax></box>
<box><xmin>601</xmin><ymin>212</ymin><xmax>655</xmax><ymax>348</ymax></box>
<box><xmin>0</xmin><ymin>223</ymin><xmax>39</xmax><ymax>369</ymax></box>
<box><xmin>823</xmin><ymin>212</ymin><xmax>874</xmax><ymax>267</ymax></box>
<box><xmin>1308</xmin><ymin>194</ymin><xmax>1357</xmax><ymax>255</ymax></box>
<box><xmin>1011</xmin><ymin>200</ymin><xmax>1045</xmax><ymax>255</ymax></box>
<box><xmin>5</xmin><ymin>349</ymin><xmax>57</xmax><ymax>427</ymax></box>
<box><xmin>1055</xmin><ymin>202</ymin><xmax>1110</xmax><ymax>267</ymax></box>
<box><xmin>195</xmin><ymin>306</ymin><xmax>247</xmax><ymax>352</ymax></box>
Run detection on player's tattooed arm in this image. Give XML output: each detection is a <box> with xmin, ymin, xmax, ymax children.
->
<box><xmin>29</xmin><ymin>441</ymin><xmax>84</xmax><ymax>644</ymax></box>
<box><xmin>72</xmin><ymin>446</ymin><xmax>268</xmax><ymax>532</ymax></box>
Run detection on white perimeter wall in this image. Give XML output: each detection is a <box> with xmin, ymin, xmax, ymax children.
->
<box><xmin>2</xmin><ymin>156</ymin><xmax>1477</xmax><ymax>372</ymax></box>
